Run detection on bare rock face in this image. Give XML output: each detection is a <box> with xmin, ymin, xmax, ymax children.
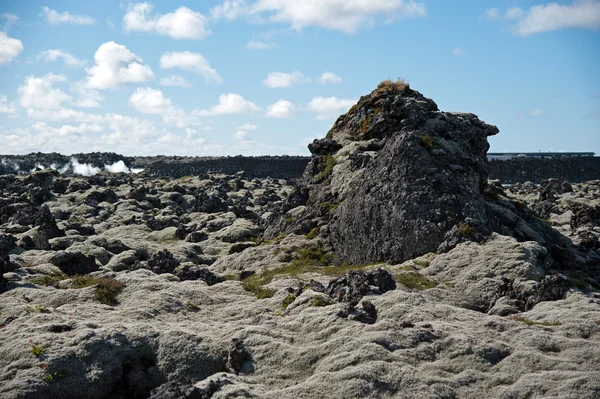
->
<box><xmin>268</xmin><ymin>81</ymin><xmax>502</xmax><ymax>264</ymax></box>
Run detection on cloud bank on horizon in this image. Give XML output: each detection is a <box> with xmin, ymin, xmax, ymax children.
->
<box><xmin>0</xmin><ymin>0</ymin><xmax>598</xmax><ymax>157</ymax></box>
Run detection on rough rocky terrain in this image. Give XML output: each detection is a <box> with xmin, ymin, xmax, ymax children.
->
<box><xmin>1</xmin><ymin>81</ymin><xmax>599</xmax><ymax>399</ymax></box>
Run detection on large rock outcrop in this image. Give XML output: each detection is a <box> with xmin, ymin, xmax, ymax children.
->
<box><xmin>266</xmin><ymin>81</ymin><xmax>573</xmax><ymax>265</ymax></box>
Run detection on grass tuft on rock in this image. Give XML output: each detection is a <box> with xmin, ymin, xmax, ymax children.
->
<box><xmin>311</xmin><ymin>295</ymin><xmax>334</xmax><ymax>307</ymax></box>
<box><xmin>94</xmin><ymin>278</ymin><xmax>126</xmax><ymax>306</ymax></box>
<box><xmin>316</xmin><ymin>155</ymin><xmax>335</xmax><ymax>180</ymax></box>
<box><xmin>30</xmin><ymin>345</ymin><xmax>47</xmax><ymax>357</ymax></box>
<box><xmin>242</xmin><ymin>280</ymin><xmax>275</xmax><ymax>299</ymax></box>
<box><xmin>282</xmin><ymin>294</ymin><xmax>296</xmax><ymax>310</ymax></box>
<box><xmin>395</xmin><ymin>271</ymin><xmax>437</xmax><ymax>290</ymax></box>
<box><xmin>305</xmin><ymin>227</ymin><xmax>319</xmax><ymax>240</ymax></box>
<box><xmin>420</xmin><ymin>135</ymin><xmax>438</xmax><ymax>151</ymax></box>
<box><xmin>31</xmin><ymin>273</ymin><xmax>68</xmax><ymax>286</ymax></box>
<box><xmin>376</xmin><ymin>78</ymin><xmax>410</xmax><ymax>93</ymax></box>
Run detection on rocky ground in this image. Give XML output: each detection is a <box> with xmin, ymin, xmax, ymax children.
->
<box><xmin>1</xmin><ymin>82</ymin><xmax>599</xmax><ymax>399</ymax></box>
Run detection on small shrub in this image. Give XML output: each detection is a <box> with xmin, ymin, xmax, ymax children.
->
<box><xmin>242</xmin><ymin>280</ymin><xmax>275</xmax><ymax>299</ymax></box>
<box><xmin>94</xmin><ymin>278</ymin><xmax>126</xmax><ymax>306</ymax></box>
<box><xmin>420</xmin><ymin>135</ymin><xmax>438</xmax><ymax>151</ymax></box>
<box><xmin>316</xmin><ymin>155</ymin><xmax>335</xmax><ymax>180</ymax></box>
<box><xmin>395</xmin><ymin>272</ymin><xmax>437</xmax><ymax>290</ymax></box>
<box><xmin>31</xmin><ymin>273</ymin><xmax>68</xmax><ymax>286</ymax></box>
<box><xmin>30</xmin><ymin>345</ymin><xmax>46</xmax><ymax>357</ymax></box>
<box><xmin>360</xmin><ymin>115</ymin><xmax>372</xmax><ymax>134</ymax></box>
<box><xmin>312</xmin><ymin>295</ymin><xmax>334</xmax><ymax>307</ymax></box>
<box><xmin>458</xmin><ymin>224</ymin><xmax>473</xmax><ymax>238</ymax></box>
<box><xmin>305</xmin><ymin>228</ymin><xmax>319</xmax><ymax>240</ymax></box>
<box><xmin>70</xmin><ymin>275</ymin><xmax>103</xmax><ymax>289</ymax></box>
<box><xmin>284</xmin><ymin>216</ymin><xmax>294</xmax><ymax>224</ymax></box>
<box><xmin>413</xmin><ymin>260</ymin><xmax>430</xmax><ymax>268</ymax></box>
<box><xmin>282</xmin><ymin>294</ymin><xmax>296</xmax><ymax>310</ymax></box>
<box><xmin>510</xmin><ymin>316</ymin><xmax>561</xmax><ymax>327</ymax></box>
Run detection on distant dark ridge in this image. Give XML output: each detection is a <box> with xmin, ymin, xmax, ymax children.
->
<box><xmin>135</xmin><ymin>155</ymin><xmax>310</xmax><ymax>179</ymax></box>
<box><xmin>1</xmin><ymin>152</ymin><xmax>599</xmax><ymax>183</ymax></box>
<box><xmin>489</xmin><ymin>157</ymin><xmax>600</xmax><ymax>184</ymax></box>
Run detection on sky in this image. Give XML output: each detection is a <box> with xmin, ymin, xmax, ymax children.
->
<box><xmin>0</xmin><ymin>0</ymin><xmax>598</xmax><ymax>157</ymax></box>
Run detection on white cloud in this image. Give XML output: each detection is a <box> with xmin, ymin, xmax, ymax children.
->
<box><xmin>26</xmin><ymin>107</ymin><xmax>103</xmax><ymax>123</ymax></box>
<box><xmin>250</xmin><ymin>0</ymin><xmax>426</xmax><ymax>33</ymax></box>
<box><xmin>0</xmin><ymin>31</ymin><xmax>23</xmax><ymax>65</ymax></box>
<box><xmin>18</xmin><ymin>74</ymin><xmax>71</xmax><ymax>110</ymax></box>
<box><xmin>211</xmin><ymin>0</ymin><xmax>249</xmax><ymax>21</ymax></box>
<box><xmin>263</xmin><ymin>70</ymin><xmax>308</xmax><ymax>88</ymax></box>
<box><xmin>72</xmin><ymin>84</ymin><xmax>103</xmax><ymax>108</ymax></box>
<box><xmin>531</xmin><ymin>108</ymin><xmax>545</xmax><ymax>117</ymax></box>
<box><xmin>123</xmin><ymin>2</ymin><xmax>211</xmax><ymax>39</ymax></box>
<box><xmin>484</xmin><ymin>8</ymin><xmax>501</xmax><ymax>20</ymax></box>
<box><xmin>318</xmin><ymin>72</ymin><xmax>342</xmax><ymax>84</ymax></box>
<box><xmin>452</xmin><ymin>48</ymin><xmax>465</xmax><ymax>56</ymax></box>
<box><xmin>129</xmin><ymin>87</ymin><xmax>174</xmax><ymax>115</ymax></box>
<box><xmin>86</xmin><ymin>41</ymin><xmax>154</xmax><ymax>89</ymax></box>
<box><xmin>160</xmin><ymin>75</ymin><xmax>192</xmax><ymax>87</ymax></box>
<box><xmin>41</xmin><ymin>6</ymin><xmax>95</xmax><ymax>25</ymax></box>
<box><xmin>195</xmin><ymin>93</ymin><xmax>259</xmax><ymax>116</ymax></box>
<box><xmin>1</xmin><ymin>13</ymin><xmax>18</xmax><ymax>30</ymax></box>
<box><xmin>38</xmin><ymin>49</ymin><xmax>86</xmax><ymax>67</ymax></box>
<box><xmin>32</xmin><ymin>121</ymin><xmax>103</xmax><ymax>136</ymax></box>
<box><xmin>238</xmin><ymin>123</ymin><xmax>257</xmax><ymax>130</ymax></box>
<box><xmin>0</xmin><ymin>95</ymin><xmax>16</xmax><ymax>114</ymax></box>
<box><xmin>266</xmin><ymin>99</ymin><xmax>295</xmax><ymax>118</ymax></box>
<box><xmin>129</xmin><ymin>86</ymin><xmax>198</xmax><ymax>128</ymax></box>
<box><xmin>160</xmin><ymin>51</ymin><xmax>222</xmax><ymax>84</ymax></box>
<box><xmin>245</xmin><ymin>40</ymin><xmax>277</xmax><ymax>50</ymax></box>
<box><xmin>234</xmin><ymin>130</ymin><xmax>249</xmax><ymax>141</ymax></box>
<box><xmin>489</xmin><ymin>1</ymin><xmax>600</xmax><ymax>36</ymax></box>
<box><xmin>505</xmin><ymin>7</ymin><xmax>525</xmax><ymax>20</ymax></box>
<box><xmin>308</xmin><ymin>96</ymin><xmax>356</xmax><ymax>119</ymax></box>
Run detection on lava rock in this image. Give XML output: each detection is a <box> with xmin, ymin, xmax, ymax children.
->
<box><xmin>327</xmin><ymin>269</ymin><xmax>396</xmax><ymax>304</ymax></box>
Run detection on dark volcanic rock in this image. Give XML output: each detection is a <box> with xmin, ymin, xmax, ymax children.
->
<box><xmin>48</xmin><ymin>251</ymin><xmax>98</xmax><ymax>276</ymax></box>
<box><xmin>176</xmin><ymin>266</ymin><xmax>224</xmax><ymax>285</ymax></box>
<box><xmin>327</xmin><ymin>269</ymin><xmax>396</xmax><ymax>304</ymax></box>
<box><xmin>0</xmin><ymin>234</ymin><xmax>17</xmax><ymax>287</ymax></box>
<box><xmin>31</xmin><ymin>205</ymin><xmax>65</xmax><ymax>250</ymax></box>
<box><xmin>132</xmin><ymin>250</ymin><xmax>180</xmax><ymax>275</ymax></box>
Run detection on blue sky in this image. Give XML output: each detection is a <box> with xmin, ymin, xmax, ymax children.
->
<box><xmin>0</xmin><ymin>0</ymin><xmax>598</xmax><ymax>156</ymax></box>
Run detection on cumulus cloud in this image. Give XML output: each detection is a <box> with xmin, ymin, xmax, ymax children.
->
<box><xmin>18</xmin><ymin>74</ymin><xmax>72</xmax><ymax>110</ymax></box>
<box><xmin>308</xmin><ymin>96</ymin><xmax>356</xmax><ymax>119</ymax></box>
<box><xmin>38</xmin><ymin>49</ymin><xmax>86</xmax><ymax>67</ymax></box>
<box><xmin>129</xmin><ymin>87</ymin><xmax>174</xmax><ymax>115</ymax></box>
<box><xmin>452</xmin><ymin>48</ymin><xmax>465</xmax><ymax>56</ymax></box>
<box><xmin>318</xmin><ymin>72</ymin><xmax>342</xmax><ymax>84</ymax></box>
<box><xmin>266</xmin><ymin>99</ymin><xmax>295</xmax><ymax>118</ymax></box>
<box><xmin>86</xmin><ymin>41</ymin><xmax>154</xmax><ymax>89</ymax></box>
<box><xmin>195</xmin><ymin>93</ymin><xmax>259</xmax><ymax>116</ymax></box>
<box><xmin>160</xmin><ymin>51</ymin><xmax>222</xmax><ymax>84</ymax></box>
<box><xmin>245</xmin><ymin>40</ymin><xmax>277</xmax><ymax>50</ymax></box>
<box><xmin>211</xmin><ymin>0</ymin><xmax>249</xmax><ymax>21</ymax></box>
<box><xmin>123</xmin><ymin>2</ymin><xmax>211</xmax><ymax>39</ymax></box>
<box><xmin>0</xmin><ymin>95</ymin><xmax>16</xmax><ymax>114</ymax></box>
<box><xmin>159</xmin><ymin>75</ymin><xmax>192</xmax><ymax>87</ymax></box>
<box><xmin>41</xmin><ymin>6</ymin><xmax>95</xmax><ymax>25</ymax></box>
<box><xmin>32</xmin><ymin>121</ymin><xmax>103</xmax><ymax>136</ymax></box>
<box><xmin>263</xmin><ymin>71</ymin><xmax>308</xmax><ymax>88</ymax></box>
<box><xmin>0</xmin><ymin>31</ymin><xmax>23</xmax><ymax>65</ymax></box>
<box><xmin>26</xmin><ymin>107</ymin><xmax>103</xmax><ymax>123</ymax></box>
<box><xmin>210</xmin><ymin>0</ymin><xmax>426</xmax><ymax>33</ymax></box>
<box><xmin>487</xmin><ymin>1</ymin><xmax>600</xmax><ymax>36</ymax></box>
<box><xmin>72</xmin><ymin>84</ymin><xmax>103</xmax><ymax>108</ymax></box>
<box><xmin>234</xmin><ymin>130</ymin><xmax>249</xmax><ymax>141</ymax></box>
<box><xmin>129</xmin><ymin>87</ymin><xmax>198</xmax><ymax>128</ymax></box>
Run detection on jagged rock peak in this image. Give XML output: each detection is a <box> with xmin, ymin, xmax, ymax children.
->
<box><xmin>267</xmin><ymin>80</ymin><xmax>563</xmax><ymax>265</ymax></box>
